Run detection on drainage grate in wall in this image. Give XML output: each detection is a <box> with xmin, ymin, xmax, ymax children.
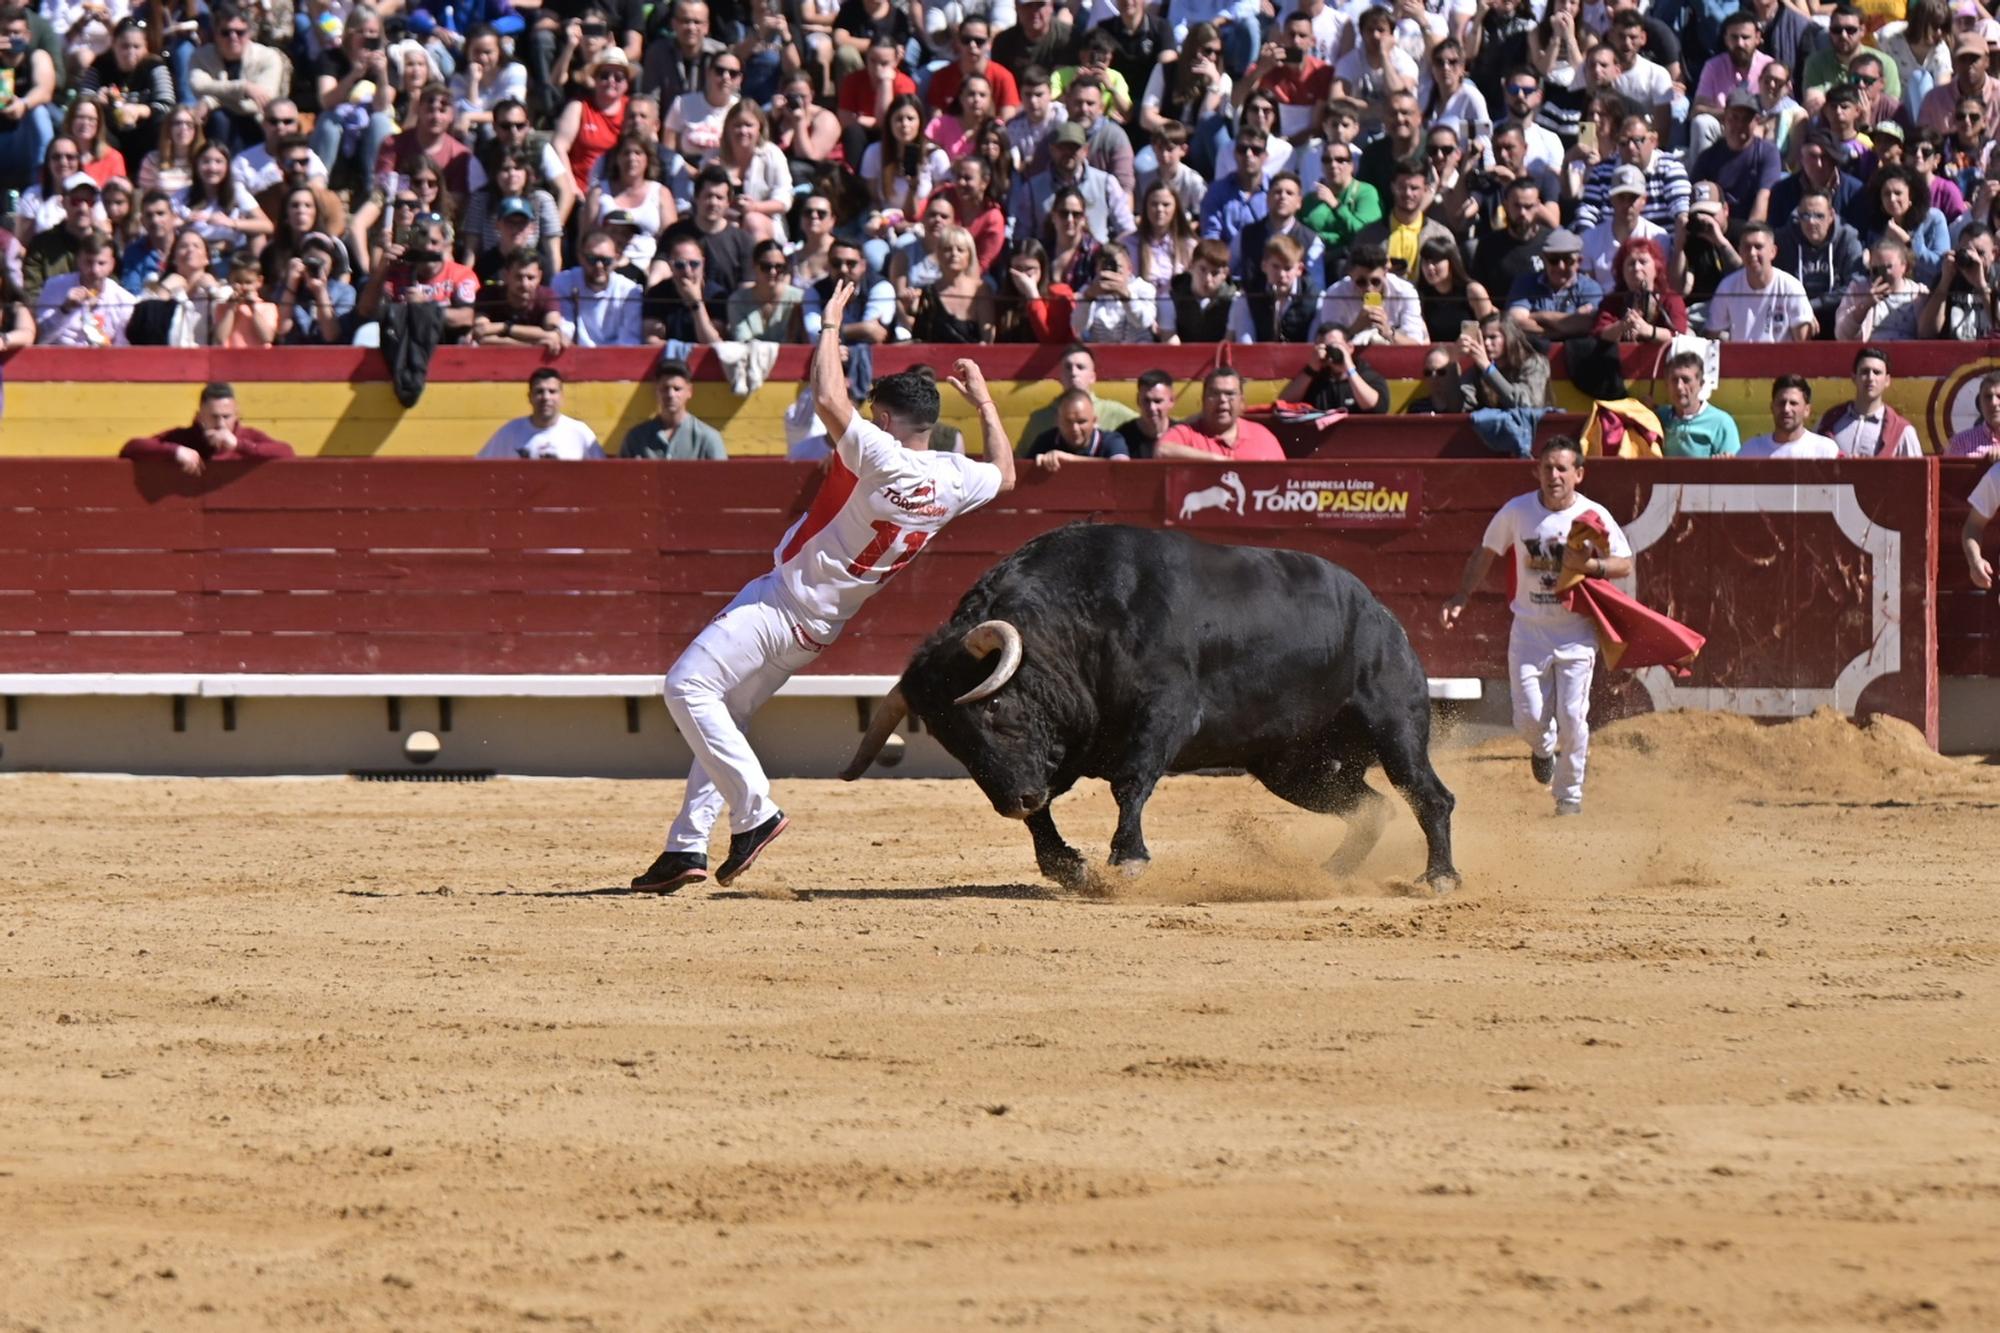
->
<box><xmin>350</xmin><ymin>769</ymin><xmax>497</xmax><ymax>783</ymax></box>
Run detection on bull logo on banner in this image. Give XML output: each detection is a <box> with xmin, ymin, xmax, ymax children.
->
<box><xmin>1177</xmin><ymin>471</ymin><xmax>1247</xmax><ymax>521</ymax></box>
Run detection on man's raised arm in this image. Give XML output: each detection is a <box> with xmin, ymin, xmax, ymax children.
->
<box><xmin>947</xmin><ymin>358</ymin><xmax>1017</xmax><ymax>493</ymax></box>
<box><xmin>813</xmin><ymin>279</ymin><xmax>858</xmax><ymax>442</ymax></box>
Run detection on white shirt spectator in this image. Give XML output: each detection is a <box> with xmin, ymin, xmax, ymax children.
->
<box><xmin>233</xmin><ymin>143</ymin><xmax>330</xmax><ymax>195</ymax></box>
<box><xmin>1824</xmin><ymin>406</ymin><xmax>1923</xmax><ymax>458</ymax></box>
<box><xmin>476</xmin><ymin>414</ymin><xmax>605</xmax><ymax>459</ymax></box>
<box><xmin>1613</xmin><ymin>56</ymin><xmax>1676</xmax><ymax>113</ymax></box>
<box><xmin>1738</xmin><ymin>430</ymin><xmax>1840</xmax><ymax>459</ymax></box>
<box><xmin>1071</xmin><ymin>273</ymin><xmax>1159</xmax><ymax>342</ymax></box>
<box><xmin>1580</xmin><ymin>216</ymin><xmax>1670</xmax><ymax>290</ymax></box>
<box><xmin>1333</xmin><ymin>46</ymin><xmax>1421</xmax><ymax>115</ymax></box>
<box><xmin>666</xmin><ymin>89</ymin><xmax>738</xmax><ymax>158</ymax></box>
<box><xmin>1314</xmin><ymin>270</ymin><xmax>1427</xmax><ymax>344</ymax></box>
<box><xmin>36</xmin><ymin>274</ymin><xmax>136</xmax><ymax>346</ymax></box>
<box><xmin>451</xmin><ymin>60</ymin><xmax>529</xmax><ymax>119</ymax></box>
<box><xmin>1709</xmin><ymin>266</ymin><xmax>1816</xmax><ymax>341</ymax></box>
<box><xmin>550</xmin><ymin>268</ymin><xmax>645</xmax><ymax>346</ymax></box>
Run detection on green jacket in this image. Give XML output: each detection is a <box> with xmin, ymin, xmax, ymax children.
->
<box><xmin>1301</xmin><ymin>179</ymin><xmax>1384</xmax><ymax>254</ymax></box>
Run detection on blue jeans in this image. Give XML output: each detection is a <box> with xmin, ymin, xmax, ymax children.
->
<box><xmin>171</xmin><ymin>37</ymin><xmax>200</xmax><ymax>106</ymax></box>
<box><xmin>0</xmin><ymin>103</ymin><xmax>56</xmax><ymax>194</ymax></box>
<box><xmin>310</xmin><ymin>110</ymin><xmax>395</xmax><ymax>180</ymax></box>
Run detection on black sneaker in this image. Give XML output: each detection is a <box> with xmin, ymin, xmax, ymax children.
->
<box><xmin>1530</xmin><ymin>752</ymin><xmax>1555</xmax><ymax>785</ymax></box>
<box><xmin>715</xmin><ymin>812</ymin><xmax>789</xmax><ymax>887</ymax></box>
<box><xmin>631</xmin><ymin>851</ymin><xmax>708</xmax><ymax>893</ymax></box>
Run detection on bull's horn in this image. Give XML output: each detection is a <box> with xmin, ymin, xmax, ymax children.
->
<box><xmin>839</xmin><ymin>687</ymin><xmax>908</xmax><ymax>781</ymax></box>
<box><xmin>953</xmin><ymin>620</ymin><xmax>1023</xmax><ymax>705</ymax></box>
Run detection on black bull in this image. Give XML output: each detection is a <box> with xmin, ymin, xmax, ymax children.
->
<box><xmin>841</xmin><ymin>524</ymin><xmax>1460</xmax><ymax>891</ymax></box>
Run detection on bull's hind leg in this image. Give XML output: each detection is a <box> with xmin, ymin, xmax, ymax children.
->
<box><xmin>1371</xmin><ymin>715</ymin><xmax>1459</xmax><ymax>893</ymax></box>
<box><xmin>1250</xmin><ymin>737</ymin><xmax>1391</xmax><ymax>877</ymax></box>
<box><xmin>1026</xmin><ymin>808</ymin><xmax>1090</xmax><ymax>892</ymax></box>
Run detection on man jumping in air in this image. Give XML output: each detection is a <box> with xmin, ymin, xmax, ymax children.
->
<box><xmin>1439</xmin><ymin>436</ymin><xmax>1633</xmax><ymax>817</ymax></box>
<box><xmin>631</xmin><ymin>281</ymin><xmax>1018</xmax><ymax>892</ymax></box>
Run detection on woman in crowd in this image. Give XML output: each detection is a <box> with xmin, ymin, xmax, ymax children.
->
<box><xmin>1218</xmin><ymin>90</ymin><xmax>1289</xmax><ymax>180</ymax></box>
<box><xmin>100</xmin><ymin>175</ymin><xmax>135</xmax><ymax>247</ymax></box>
<box><xmin>786</xmin><ymin>192</ymin><xmax>839</xmax><ymax>285</ymax></box>
<box><xmin>1457</xmin><ymin>312</ymin><xmax>1551</xmax><ymax>409</ymax></box>
<box><xmin>996</xmin><ymin>238</ymin><xmax>1075</xmax><ymax>343</ymax></box>
<box><xmin>350</xmin><ymin>154</ymin><xmax>451</xmax><ymax>278</ymax></box>
<box><xmin>131</xmin><ymin>227</ymin><xmax>222</xmax><ymax>347</ymax></box>
<box><xmin>450</xmin><ymin>24</ymin><xmax>528</xmax><ymax>140</ymax></box>
<box><xmin>890</xmin><ymin>193</ymin><xmax>960</xmax><ymax>309</ymax></box>
<box><xmin>705</xmin><ymin>101</ymin><xmax>791</xmax><ymax>244</ymax></box>
<box><xmin>952</xmin><ymin>157</ymin><xmax>1006</xmax><ymax>273</ymax></box>
<box><xmin>771</xmin><ymin>72</ymin><xmax>841</xmax><ymax>176</ymax></box>
<box><xmin>907</xmin><ymin>223</ymin><xmax>995</xmax><ymax>344</ymax></box>
<box><xmin>460</xmin><ymin>147</ymin><xmax>562</xmax><ymax>277</ymax></box>
<box><xmin>1413</xmin><ymin>236</ymin><xmax>1493</xmax><ymax>343</ymax></box>
<box><xmin>725</xmin><ymin>239</ymin><xmax>805</xmax><ymax>342</ymax></box>
<box><xmin>1424</xmin><ymin>39</ymin><xmax>1491</xmax><ymax>148</ymax></box>
<box><xmin>65</xmin><ymin>96</ymin><xmax>130</xmax><ymax>187</ymax></box>
<box><xmin>262</xmin><ymin>185</ymin><xmax>330</xmax><ymax>287</ymax></box>
<box><xmin>1911</xmin><ymin>129</ymin><xmax>1969</xmax><ymax>224</ymax></box>
<box><xmin>859</xmin><ymin>93</ymin><xmax>950</xmax><ymax>272</ymax></box>
<box><xmin>78</xmin><ymin>19</ymin><xmax>175</xmax><ymax>172</ymax></box>
<box><xmin>1879</xmin><ymin>0</ymin><xmax>1953</xmax><ymax>124</ymax></box>
<box><xmin>1589</xmin><ymin>235</ymin><xmax>1689</xmax><ymax>343</ymax></box>
<box><xmin>1044</xmin><ymin>184</ymin><xmax>1103</xmax><ymax>291</ymax></box>
<box><xmin>924</xmin><ymin>74</ymin><xmax>998</xmax><ymax>162</ymax></box>
<box><xmin>136</xmin><ymin>106</ymin><xmax>200</xmax><ymax>195</ymax></box>
<box><xmin>589</xmin><ymin>132</ymin><xmax>676</xmax><ymax>273</ymax></box>
<box><xmin>556</xmin><ymin>49</ymin><xmax>633</xmax><ymax>189</ymax></box>
<box><xmin>1867</xmin><ymin>164</ymin><xmax>1948</xmax><ymax>285</ymax></box>
<box><xmin>1139</xmin><ymin>22</ymin><xmax>1230</xmax><ymax>175</ymax></box>
<box><xmin>15</xmin><ymin>138</ymin><xmax>90</xmax><ymax>241</ymax></box>
<box><xmin>1527</xmin><ymin>0</ymin><xmax>1584</xmax><ymax>83</ymax></box>
<box><xmin>176</xmin><ymin>142</ymin><xmax>273</xmax><ymax>263</ymax></box>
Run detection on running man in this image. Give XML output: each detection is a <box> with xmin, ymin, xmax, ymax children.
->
<box><xmin>632</xmin><ymin>281</ymin><xmax>1018</xmax><ymax>891</ymax></box>
<box><xmin>1439</xmin><ymin>436</ymin><xmax>1633</xmax><ymax>816</ymax></box>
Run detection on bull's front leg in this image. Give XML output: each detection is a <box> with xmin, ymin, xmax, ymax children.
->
<box><xmin>1107</xmin><ymin>772</ymin><xmax>1161</xmax><ymax>876</ymax></box>
<box><xmin>1026</xmin><ymin>808</ymin><xmax>1089</xmax><ymax>892</ymax></box>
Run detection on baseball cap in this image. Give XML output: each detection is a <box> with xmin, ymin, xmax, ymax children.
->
<box><xmin>1052</xmin><ymin>120</ymin><xmax>1087</xmax><ymax>147</ymax></box>
<box><xmin>1956</xmin><ymin>0</ymin><xmax>1982</xmax><ymax>19</ymax></box>
<box><xmin>403</xmin><ymin>8</ymin><xmax>437</xmax><ymax>36</ymax></box>
<box><xmin>1725</xmin><ymin>87</ymin><xmax>1760</xmax><ymax>113</ymax></box>
<box><xmin>1690</xmin><ymin>198</ymin><xmax>1725</xmax><ymax>218</ymax></box>
<box><xmin>497</xmin><ymin>195</ymin><xmax>534</xmax><ymax>220</ymax></box>
<box><xmin>1873</xmin><ymin>119</ymin><xmax>1907</xmax><ymax>142</ymax></box>
<box><xmin>1542</xmin><ymin>228</ymin><xmax>1582</xmax><ymax>255</ymax></box>
<box><xmin>603</xmin><ymin>208</ymin><xmax>638</xmax><ymax>228</ymax></box>
<box><xmin>1608</xmin><ymin>163</ymin><xmax>1646</xmax><ymax>197</ymax></box>
<box><xmin>62</xmin><ymin>171</ymin><xmax>99</xmax><ymax>195</ymax></box>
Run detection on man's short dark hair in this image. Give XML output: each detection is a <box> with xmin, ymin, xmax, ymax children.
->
<box><xmin>871</xmin><ymin>369</ymin><xmax>941</xmax><ymax>427</ymax></box>
<box><xmin>1347</xmin><ymin>242</ymin><xmax>1389</xmax><ymax>273</ymax></box>
<box><xmin>1853</xmin><ymin>345</ymin><xmax>1890</xmax><ymax>372</ymax></box>
<box><xmin>504</xmin><ymin>246</ymin><xmax>541</xmax><ymax>271</ymax></box>
<box><xmin>140</xmin><ymin>188</ymin><xmax>174</xmax><ymax>210</ymax></box>
<box><xmin>1137</xmin><ymin>369</ymin><xmax>1174</xmax><ymax>394</ymax></box>
<box><xmin>1722</xmin><ymin>9</ymin><xmax>1758</xmax><ymax>32</ymax></box>
<box><xmin>529</xmin><ymin>367</ymin><xmax>563</xmax><ymax>388</ymax></box>
<box><xmin>1534</xmin><ymin>433</ymin><xmax>1583</xmax><ymax>463</ymax></box>
<box><xmin>658</xmin><ymin>359</ymin><xmax>692</xmax><ymax>384</ymax></box>
<box><xmin>1203</xmin><ymin>366</ymin><xmax>1242</xmax><ymax>393</ymax></box>
<box><xmin>1772</xmin><ymin>373</ymin><xmax>1812</xmax><ymax>401</ymax></box>
<box><xmin>1609</xmin><ymin>9</ymin><xmax>1646</xmax><ymax>30</ymax></box>
<box><xmin>1665</xmin><ymin>350</ymin><xmax>1706</xmax><ymax>377</ymax></box>
<box><xmin>694</xmin><ymin>164</ymin><xmax>734</xmax><ymax>195</ymax></box>
<box><xmin>278</xmin><ymin>132</ymin><xmax>312</xmax><ymax>155</ymax></box>
<box><xmin>200</xmin><ymin>382</ymin><xmax>236</xmax><ymax>404</ymax></box>
<box><xmin>1062</xmin><ymin>343</ymin><xmax>1095</xmax><ymax>364</ymax></box>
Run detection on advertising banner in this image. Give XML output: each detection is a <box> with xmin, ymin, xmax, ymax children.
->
<box><xmin>1164</xmin><ymin>466</ymin><xmax>1425</xmax><ymax>528</ymax></box>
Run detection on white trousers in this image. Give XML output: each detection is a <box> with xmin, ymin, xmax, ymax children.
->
<box><xmin>662</xmin><ymin>574</ymin><xmax>827</xmax><ymax>854</ymax></box>
<box><xmin>1508</xmin><ymin>618</ymin><xmax>1598</xmax><ymax>808</ymax></box>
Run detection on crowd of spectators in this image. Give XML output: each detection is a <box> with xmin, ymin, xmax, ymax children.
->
<box><xmin>5</xmin><ymin>0</ymin><xmax>2000</xmax><ymax>355</ymax></box>
<box><xmin>7</xmin><ymin>0</ymin><xmax>2000</xmax><ymax>458</ymax></box>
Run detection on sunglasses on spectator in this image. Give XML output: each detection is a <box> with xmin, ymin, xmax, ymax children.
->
<box><xmin>584</xmin><ymin>253</ymin><xmax>617</xmax><ymax>266</ymax></box>
<box><xmin>961</xmin><ymin>31</ymin><xmax>988</xmax><ymax>45</ymax></box>
<box><xmin>1326</xmin><ymin>152</ymin><xmax>1351</xmax><ymax>164</ymax></box>
<box><xmin>1425</xmin><ymin>364</ymin><xmax>1453</xmax><ymax>376</ymax></box>
<box><xmin>51</xmin><ymin>150</ymin><xmax>78</xmax><ymax>160</ymax></box>
<box><xmin>1354</xmin><ymin>274</ymin><xmax>1383</xmax><ymax>290</ymax></box>
<box><xmin>284</xmin><ymin>157</ymin><xmax>311</xmax><ymax>170</ymax></box>
<box><xmin>759</xmin><ymin>261</ymin><xmax>789</xmax><ymax>274</ymax></box>
<box><xmin>712</xmin><ymin>64</ymin><xmax>742</xmax><ymax>77</ymax></box>
<box><xmin>1831</xmin><ymin>22</ymin><xmax>1859</xmax><ymax>33</ymax></box>
<box><xmin>221</xmin><ymin>24</ymin><xmax>248</xmax><ymax>36</ymax></box>
<box><xmin>1427</xmin><ymin>142</ymin><xmax>1456</xmax><ymax>156</ymax></box>
<box><xmin>266</xmin><ymin>114</ymin><xmax>297</xmax><ymax>126</ymax></box>
<box><xmin>498</xmin><ymin>118</ymin><xmax>530</xmax><ymax>131</ymax></box>
<box><xmin>1056</xmin><ymin>208</ymin><xmax>1085</xmax><ymax>218</ymax></box>
<box><xmin>804</xmin><ymin>205</ymin><xmax>832</xmax><ymax>217</ymax></box>
<box><xmin>394</xmin><ymin>196</ymin><xmax>421</xmax><ymax>208</ymax></box>
<box><xmin>671</xmin><ymin>257</ymin><xmax>703</xmax><ymax>269</ymax></box>
<box><xmin>1506</xmin><ymin>82</ymin><xmax>1538</xmax><ymax>96</ymax></box>
<box><xmin>1852</xmin><ymin>73</ymin><xmax>1880</xmax><ymax>86</ymax></box>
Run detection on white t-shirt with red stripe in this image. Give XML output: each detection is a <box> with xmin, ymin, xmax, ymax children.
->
<box><xmin>772</xmin><ymin>414</ymin><xmax>1004</xmax><ymax>635</ymax></box>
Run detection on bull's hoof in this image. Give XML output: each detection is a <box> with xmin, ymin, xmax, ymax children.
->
<box><xmin>1039</xmin><ymin>850</ymin><xmax>1091</xmax><ymax>893</ymax></box>
<box><xmin>1419</xmin><ymin>868</ymin><xmax>1463</xmax><ymax>896</ymax></box>
<box><xmin>1110</xmin><ymin>855</ymin><xmax>1151</xmax><ymax>879</ymax></box>
<box><xmin>1324</xmin><ymin>852</ymin><xmax>1368</xmax><ymax>878</ymax></box>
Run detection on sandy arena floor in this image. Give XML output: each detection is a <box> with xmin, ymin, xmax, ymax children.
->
<box><xmin>1</xmin><ymin>711</ymin><xmax>1997</xmax><ymax>1331</ymax></box>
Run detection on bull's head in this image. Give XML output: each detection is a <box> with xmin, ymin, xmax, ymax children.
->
<box><xmin>841</xmin><ymin>618</ymin><xmax>1074</xmax><ymax>818</ymax></box>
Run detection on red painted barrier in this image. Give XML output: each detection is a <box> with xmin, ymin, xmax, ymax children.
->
<box><xmin>0</xmin><ymin>458</ymin><xmax>1952</xmax><ymax>743</ymax></box>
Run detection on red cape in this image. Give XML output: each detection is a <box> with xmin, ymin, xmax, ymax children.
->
<box><xmin>1557</xmin><ymin>508</ymin><xmax>1705</xmax><ymax>675</ymax></box>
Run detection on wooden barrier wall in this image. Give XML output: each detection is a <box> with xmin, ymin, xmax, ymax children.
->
<box><xmin>0</xmin><ymin>458</ymin><xmax>1956</xmax><ymax>743</ymax></box>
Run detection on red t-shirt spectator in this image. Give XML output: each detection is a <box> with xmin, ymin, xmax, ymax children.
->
<box><xmin>1254</xmin><ymin>57</ymin><xmax>1334</xmax><ymax>108</ymax></box>
<box><xmin>838</xmin><ymin>68</ymin><xmax>917</xmax><ymax>120</ymax></box>
<box><xmin>1159</xmin><ymin>419</ymin><xmax>1285</xmax><ymax>460</ymax></box>
<box><xmin>926</xmin><ymin>60</ymin><xmax>1021</xmax><ymax>114</ymax></box>
<box><xmin>384</xmin><ymin>258</ymin><xmax>481</xmax><ymax>308</ymax></box>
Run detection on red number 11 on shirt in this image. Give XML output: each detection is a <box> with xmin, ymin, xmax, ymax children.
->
<box><xmin>845</xmin><ymin>521</ymin><xmax>929</xmax><ymax>580</ymax></box>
